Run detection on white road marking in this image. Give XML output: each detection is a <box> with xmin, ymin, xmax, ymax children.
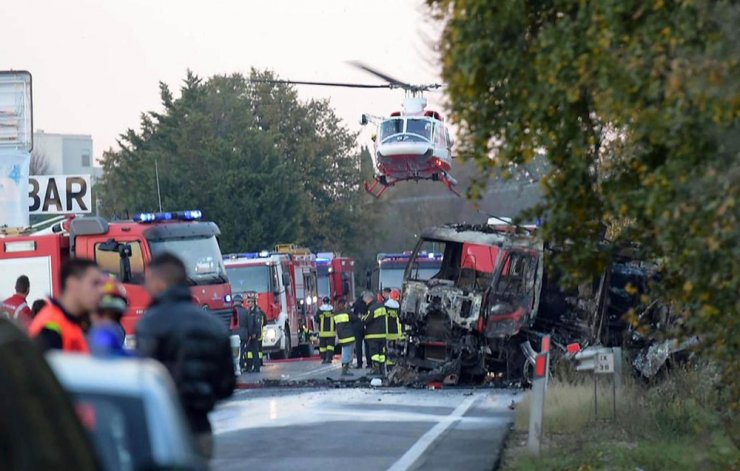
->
<box><xmin>387</xmin><ymin>393</ymin><xmax>481</xmax><ymax>471</ymax></box>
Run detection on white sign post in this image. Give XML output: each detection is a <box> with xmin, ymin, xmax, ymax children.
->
<box><xmin>28</xmin><ymin>175</ymin><xmax>92</xmax><ymax>214</ymax></box>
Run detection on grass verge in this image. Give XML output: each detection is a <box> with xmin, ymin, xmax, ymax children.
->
<box><xmin>503</xmin><ymin>363</ymin><xmax>739</xmax><ymax>470</ymax></box>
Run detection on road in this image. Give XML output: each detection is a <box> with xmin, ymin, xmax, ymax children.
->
<box><xmin>210</xmin><ymin>357</ymin><xmax>521</xmax><ymax>471</ymax></box>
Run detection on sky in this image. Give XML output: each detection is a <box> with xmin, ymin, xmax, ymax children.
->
<box><xmin>1</xmin><ymin>0</ymin><xmax>444</xmax><ymax>162</ymax></box>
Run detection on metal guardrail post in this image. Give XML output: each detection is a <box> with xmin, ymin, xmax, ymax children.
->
<box><xmin>527</xmin><ymin>352</ymin><xmax>548</xmax><ymax>455</ymax></box>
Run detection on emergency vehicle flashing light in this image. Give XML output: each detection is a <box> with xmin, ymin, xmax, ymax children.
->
<box><xmin>133</xmin><ymin>210</ymin><xmax>203</xmax><ymax>223</ymax></box>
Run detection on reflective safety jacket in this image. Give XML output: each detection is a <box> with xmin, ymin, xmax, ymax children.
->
<box><xmin>29</xmin><ymin>299</ymin><xmax>90</xmax><ymax>353</ymax></box>
<box><xmin>384</xmin><ymin>299</ymin><xmax>401</xmax><ymax>341</ymax></box>
<box><xmin>318</xmin><ymin>304</ymin><xmax>336</xmax><ymax>338</ymax></box>
<box><xmin>363</xmin><ymin>302</ymin><xmax>387</xmax><ymax>340</ymax></box>
<box><xmin>334</xmin><ymin>310</ymin><xmax>357</xmax><ymax>345</ymax></box>
<box><xmin>1</xmin><ymin>293</ymin><xmax>32</xmax><ymax>330</ymax></box>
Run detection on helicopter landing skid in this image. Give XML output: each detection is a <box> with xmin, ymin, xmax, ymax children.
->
<box><xmin>364</xmin><ymin>179</ymin><xmax>389</xmax><ymax>198</ymax></box>
<box><xmin>439</xmin><ymin>172</ymin><xmax>461</xmax><ymax>197</ymax></box>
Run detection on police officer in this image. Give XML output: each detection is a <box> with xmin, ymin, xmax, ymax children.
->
<box><xmin>244</xmin><ymin>292</ymin><xmax>265</xmax><ymax>373</ymax></box>
<box><xmin>334</xmin><ymin>297</ymin><xmax>357</xmax><ymax>376</ymax></box>
<box><xmin>384</xmin><ymin>290</ymin><xmax>401</xmax><ymax>369</ymax></box>
<box><xmin>363</xmin><ymin>293</ymin><xmax>388</xmax><ymax>376</ymax></box>
<box><xmin>318</xmin><ymin>297</ymin><xmax>336</xmax><ymax>364</ymax></box>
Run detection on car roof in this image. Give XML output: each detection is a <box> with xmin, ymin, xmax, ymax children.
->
<box><xmin>46</xmin><ymin>352</ymin><xmax>171</xmax><ymax>396</ymax></box>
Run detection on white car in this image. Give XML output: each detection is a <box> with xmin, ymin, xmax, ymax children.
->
<box><xmin>47</xmin><ymin>353</ymin><xmax>206</xmax><ymax>471</ymax></box>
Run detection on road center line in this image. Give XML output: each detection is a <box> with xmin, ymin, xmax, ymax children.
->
<box><xmin>387</xmin><ymin>393</ymin><xmax>480</xmax><ymax>471</ymax></box>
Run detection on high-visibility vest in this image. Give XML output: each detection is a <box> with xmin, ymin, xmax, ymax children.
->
<box><xmin>334</xmin><ymin>312</ymin><xmax>355</xmax><ymax>345</ymax></box>
<box><xmin>364</xmin><ymin>304</ymin><xmax>387</xmax><ymax>340</ymax></box>
<box><xmin>29</xmin><ymin>301</ymin><xmax>89</xmax><ymax>353</ymax></box>
<box><xmin>385</xmin><ymin>300</ymin><xmax>400</xmax><ymax>341</ymax></box>
<box><xmin>319</xmin><ymin>309</ymin><xmax>336</xmax><ymax>337</ymax></box>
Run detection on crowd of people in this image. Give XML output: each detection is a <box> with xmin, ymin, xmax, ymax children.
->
<box><xmin>0</xmin><ymin>254</ymin><xmax>235</xmax><ymax>459</ymax></box>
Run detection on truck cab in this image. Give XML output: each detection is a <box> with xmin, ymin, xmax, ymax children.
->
<box><xmin>316</xmin><ymin>252</ymin><xmax>355</xmax><ymax>302</ymax></box>
<box><xmin>224</xmin><ymin>245</ymin><xmax>318</xmax><ymax>359</ymax></box>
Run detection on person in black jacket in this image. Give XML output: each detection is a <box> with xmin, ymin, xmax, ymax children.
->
<box><xmin>352</xmin><ymin>291</ymin><xmax>374</xmax><ymax>369</ymax></box>
<box><xmin>243</xmin><ymin>292</ymin><xmax>265</xmax><ymax>373</ymax></box>
<box><xmin>136</xmin><ymin>253</ymin><xmax>235</xmax><ymax>460</ymax></box>
<box><xmin>234</xmin><ymin>293</ymin><xmax>249</xmax><ymax>372</ymax></box>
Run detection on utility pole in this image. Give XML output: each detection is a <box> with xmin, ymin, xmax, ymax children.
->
<box><xmin>155</xmin><ymin>159</ymin><xmax>163</xmax><ymax>212</ymax></box>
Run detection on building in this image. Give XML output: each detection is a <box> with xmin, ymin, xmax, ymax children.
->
<box><xmin>32</xmin><ymin>130</ymin><xmax>103</xmax><ymax>181</ymax></box>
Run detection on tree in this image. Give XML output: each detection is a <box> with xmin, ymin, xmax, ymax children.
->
<box><xmin>30</xmin><ymin>150</ymin><xmax>49</xmax><ymax>175</ymax></box>
<box><xmin>431</xmin><ymin>0</ymin><xmax>739</xmax><ymax>421</ymax></box>
<box><xmin>98</xmin><ymin>70</ymin><xmax>375</xmax><ymax>254</ymax></box>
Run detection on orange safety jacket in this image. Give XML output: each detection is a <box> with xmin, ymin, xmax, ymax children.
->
<box><xmin>29</xmin><ymin>300</ymin><xmax>90</xmax><ymax>354</ymax></box>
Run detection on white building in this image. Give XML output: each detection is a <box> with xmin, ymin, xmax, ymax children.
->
<box><xmin>32</xmin><ymin>130</ymin><xmax>103</xmax><ymax>182</ymax></box>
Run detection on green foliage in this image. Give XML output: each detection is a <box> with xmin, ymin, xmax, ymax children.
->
<box><xmin>431</xmin><ymin>0</ymin><xmax>739</xmax><ymax>416</ymax></box>
<box><xmin>98</xmin><ymin>70</ymin><xmax>376</xmax><ymax>255</ymax></box>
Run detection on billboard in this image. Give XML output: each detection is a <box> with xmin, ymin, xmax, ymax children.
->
<box><xmin>29</xmin><ymin>175</ymin><xmax>92</xmax><ymax>214</ymax></box>
<box><xmin>0</xmin><ymin>71</ymin><xmax>33</xmax><ymax>152</ymax></box>
<box><xmin>0</xmin><ymin>151</ymin><xmax>30</xmax><ymax>227</ymax></box>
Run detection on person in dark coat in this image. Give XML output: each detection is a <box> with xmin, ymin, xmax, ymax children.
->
<box><xmin>234</xmin><ymin>293</ymin><xmax>250</xmax><ymax>372</ymax></box>
<box><xmin>136</xmin><ymin>253</ymin><xmax>235</xmax><ymax>460</ymax></box>
<box><xmin>243</xmin><ymin>292</ymin><xmax>265</xmax><ymax>373</ymax></box>
<box><xmin>352</xmin><ymin>291</ymin><xmax>374</xmax><ymax>369</ymax></box>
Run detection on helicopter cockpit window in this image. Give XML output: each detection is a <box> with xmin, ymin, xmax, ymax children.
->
<box><xmin>434</xmin><ymin>124</ymin><xmax>447</xmax><ymax>147</ymax></box>
<box><xmin>380</xmin><ymin>119</ymin><xmax>404</xmax><ymax>141</ymax></box>
<box><xmin>406</xmin><ymin>119</ymin><xmax>432</xmax><ymax>141</ymax></box>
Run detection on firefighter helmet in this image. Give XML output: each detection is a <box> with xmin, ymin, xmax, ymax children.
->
<box><xmin>99</xmin><ymin>276</ymin><xmax>128</xmax><ymax>314</ymax></box>
<box><xmin>389</xmin><ymin>289</ymin><xmax>401</xmax><ymax>301</ymax></box>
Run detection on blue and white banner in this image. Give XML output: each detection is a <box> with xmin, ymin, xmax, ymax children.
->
<box><xmin>0</xmin><ymin>151</ymin><xmax>31</xmax><ymax>227</ymax></box>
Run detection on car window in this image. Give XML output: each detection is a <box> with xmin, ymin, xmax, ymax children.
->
<box><xmin>95</xmin><ymin>240</ymin><xmax>146</xmax><ymax>284</ymax></box>
<box><xmin>0</xmin><ymin>319</ymin><xmax>98</xmax><ymax>471</ymax></box>
<box><xmin>72</xmin><ymin>392</ymin><xmax>152</xmax><ymax>471</ymax></box>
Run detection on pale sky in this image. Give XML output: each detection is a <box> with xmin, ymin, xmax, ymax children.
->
<box><xmin>1</xmin><ymin>0</ymin><xmax>444</xmax><ymax>161</ymax></box>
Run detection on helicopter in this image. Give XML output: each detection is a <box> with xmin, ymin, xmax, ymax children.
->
<box><xmin>252</xmin><ymin>62</ymin><xmax>458</xmax><ymax>198</ymax></box>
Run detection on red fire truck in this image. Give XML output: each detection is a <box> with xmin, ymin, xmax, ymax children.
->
<box><xmin>223</xmin><ymin>244</ymin><xmax>319</xmax><ymax>358</ymax></box>
<box><xmin>0</xmin><ymin>210</ymin><xmax>235</xmax><ymax>345</ymax></box>
<box><xmin>316</xmin><ymin>252</ymin><xmax>356</xmax><ymax>302</ymax></box>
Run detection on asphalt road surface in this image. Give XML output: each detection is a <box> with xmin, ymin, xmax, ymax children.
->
<box><xmin>210</xmin><ymin>357</ymin><xmax>521</xmax><ymax>471</ymax></box>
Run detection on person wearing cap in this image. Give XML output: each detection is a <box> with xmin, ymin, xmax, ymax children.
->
<box><xmin>243</xmin><ymin>292</ymin><xmax>265</xmax><ymax>373</ymax></box>
<box><xmin>88</xmin><ymin>276</ymin><xmax>129</xmax><ymax>356</ymax></box>
<box><xmin>318</xmin><ymin>296</ymin><xmax>336</xmax><ymax>364</ymax></box>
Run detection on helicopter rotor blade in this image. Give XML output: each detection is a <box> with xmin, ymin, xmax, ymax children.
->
<box><xmin>250</xmin><ymin>78</ymin><xmax>392</xmax><ymax>89</ymax></box>
<box><xmin>348</xmin><ymin>61</ymin><xmax>411</xmax><ymax>89</ymax></box>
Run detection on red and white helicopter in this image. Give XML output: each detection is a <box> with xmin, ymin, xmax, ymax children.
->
<box><xmin>254</xmin><ymin>63</ymin><xmax>457</xmax><ymax>198</ymax></box>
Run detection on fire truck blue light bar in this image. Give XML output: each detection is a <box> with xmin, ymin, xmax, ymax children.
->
<box><xmin>133</xmin><ymin>210</ymin><xmax>202</xmax><ymax>223</ymax></box>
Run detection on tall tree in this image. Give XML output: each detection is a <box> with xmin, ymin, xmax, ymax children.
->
<box><xmin>98</xmin><ymin>70</ymin><xmax>373</xmax><ymax>253</ymax></box>
<box><xmin>431</xmin><ymin>0</ymin><xmax>739</xmax><ymax>419</ymax></box>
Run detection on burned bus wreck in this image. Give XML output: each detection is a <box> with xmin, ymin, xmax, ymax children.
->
<box><xmin>393</xmin><ymin>223</ymin><xmax>544</xmax><ymax>385</ymax></box>
<box><xmin>391</xmin><ymin>221</ymin><xmax>671</xmax><ymax>386</ymax></box>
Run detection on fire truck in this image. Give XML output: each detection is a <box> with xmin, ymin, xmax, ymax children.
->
<box><xmin>316</xmin><ymin>252</ymin><xmax>356</xmax><ymax>302</ymax></box>
<box><xmin>376</xmin><ymin>251</ymin><xmax>443</xmax><ymax>291</ymax></box>
<box><xmin>0</xmin><ymin>210</ymin><xmax>235</xmax><ymax>344</ymax></box>
<box><xmin>223</xmin><ymin>244</ymin><xmax>319</xmax><ymax>359</ymax></box>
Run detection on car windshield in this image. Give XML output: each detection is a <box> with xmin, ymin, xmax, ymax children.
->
<box><xmin>379</xmin><ymin>118</ymin><xmax>404</xmax><ymax>141</ymax></box>
<box><xmin>148</xmin><ymin>236</ymin><xmax>227</xmax><ymax>285</ymax></box>
<box><xmin>72</xmin><ymin>392</ymin><xmax>151</xmax><ymax>471</ymax></box>
<box><xmin>227</xmin><ymin>265</ymin><xmax>271</xmax><ymax>294</ymax></box>
<box><xmin>406</xmin><ymin>119</ymin><xmax>432</xmax><ymax>141</ymax></box>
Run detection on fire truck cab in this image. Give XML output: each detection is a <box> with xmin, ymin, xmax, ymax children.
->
<box><xmin>376</xmin><ymin>251</ymin><xmax>443</xmax><ymax>291</ymax></box>
<box><xmin>316</xmin><ymin>252</ymin><xmax>356</xmax><ymax>302</ymax></box>
<box><xmin>224</xmin><ymin>245</ymin><xmax>319</xmax><ymax>359</ymax></box>
<box><xmin>0</xmin><ymin>210</ymin><xmax>235</xmax><ymax>345</ymax></box>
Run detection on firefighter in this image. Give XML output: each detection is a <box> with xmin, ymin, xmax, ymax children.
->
<box><xmin>234</xmin><ymin>293</ymin><xmax>249</xmax><ymax>372</ymax></box>
<box><xmin>1</xmin><ymin>275</ymin><xmax>33</xmax><ymax>330</ymax></box>
<box><xmin>384</xmin><ymin>289</ymin><xmax>401</xmax><ymax>369</ymax></box>
<box><xmin>30</xmin><ymin>259</ymin><xmax>105</xmax><ymax>353</ymax></box>
<box><xmin>243</xmin><ymin>292</ymin><xmax>265</xmax><ymax>373</ymax></box>
<box><xmin>352</xmin><ymin>291</ymin><xmax>374</xmax><ymax>369</ymax></box>
<box><xmin>363</xmin><ymin>294</ymin><xmax>388</xmax><ymax>376</ymax></box>
<box><xmin>333</xmin><ymin>297</ymin><xmax>357</xmax><ymax>376</ymax></box>
<box><xmin>318</xmin><ymin>297</ymin><xmax>336</xmax><ymax>364</ymax></box>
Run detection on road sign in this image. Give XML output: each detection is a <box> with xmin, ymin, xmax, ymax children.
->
<box><xmin>595</xmin><ymin>352</ymin><xmax>615</xmax><ymax>374</ymax></box>
<box><xmin>28</xmin><ymin>175</ymin><xmax>92</xmax><ymax>214</ymax></box>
